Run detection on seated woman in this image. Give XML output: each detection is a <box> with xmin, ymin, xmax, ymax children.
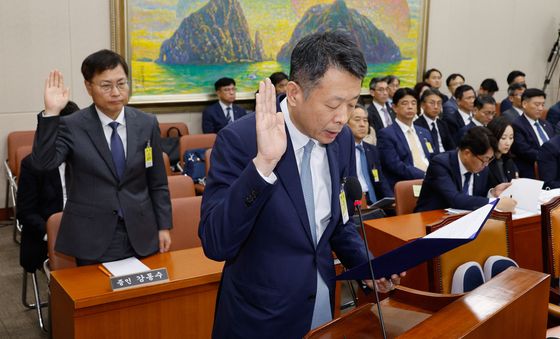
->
<box><xmin>486</xmin><ymin>116</ymin><xmax>519</xmax><ymax>188</ymax></box>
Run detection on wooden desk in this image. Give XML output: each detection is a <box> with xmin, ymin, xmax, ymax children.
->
<box><xmin>364</xmin><ymin>210</ymin><xmax>543</xmax><ymax>291</ymax></box>
<box><xmin>50</xmin><ymin>247</ymin><xmax>224</xmax><ymax>339</ymax></box>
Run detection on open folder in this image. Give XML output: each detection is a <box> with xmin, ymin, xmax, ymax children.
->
<box><xmin>337</xmin><ymin>200</ymin><xmax>498</xmax><ymax>281</ymax></box>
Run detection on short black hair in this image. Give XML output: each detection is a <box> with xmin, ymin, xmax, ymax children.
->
<box><xmin>81</xmin><ymin>49</ymin><xmax>129</xmax><ymax>82</ymax></box>
<box><xmin>383</xmin><ymin>75</ymin><xmax>400</xmax><ymax>85</ymax></box>
<box><xmin>521</xmin><ymin>88</ymin><xmax>546</xmax><ymax>102</ymax></box>
<box><xmin>423</xmin><ymin>68</ymin><xmax>442</xmax><ymax>81</ymax></box>
<box><xmin>269</xmin><ymin>72</ymin><xmax>288</xmax><ymax>86</ymax></box>
<box><xmin>480</xmin><ymin>78</ymin><xmax>499</xmax><ymax>93</ymax></box>
<box><xmin>290</xmin><ymin>31</ymin><xmax>367</xmax><ymax>97</ymax></box>
<box><xmin>474</xmin><ymin>95</ymin><xmax>496</xmax><ymax>110</ymax></box>
<box><xmin>446</xmin><ymin>73</ymin><xmax>465</xmax><ymax>87</ymax></box>
<box><xmin>459</xmin><ymin>126</ymin><xmax>497</xmax><ymax>154</ymax></box>
<box><xmin>413</xmin><ymin>81</ymin><xmax>430</xmax><ymax>98</ymax></box>
<box><xmin>454</xmin><ymin>84</ymin><xmax>475</xmax><ymax>100</ymax></box>
<box><xmin>420</xmin><ymin>88</ymin><xmax>444</xmax><ymax>103</ymax></box>
<box><xmin>506</xmin><ymin>70</ymin><xmax>525</xmax><ymax>85</ymax></box>
<box><xmin>369</xmin><ymin>77</ymin><xmax>387</xmax><ymax>90</ymax></box>
<box><xmin>393</xmin><ymin>88</ymin><xmax>417</xmax><ymax>105</ymax></box>
<box><xmin>60</xmin><ymin>101</ymin><xmax>80</xmax><ymax>117</ymax></box>
<box><xmin>507</xmin><ymin>82</ymin><xmax>527</xmax><ymax>96</ymax></box>
<box><xmin>214</xmin><ymin>77</ymin><xmax>236</xmax><ymax>91</ymax></box>
<box><xmin>487</xmin><ymin>116</ymin><xmax>512</xmax><ymax>143</ymax></box>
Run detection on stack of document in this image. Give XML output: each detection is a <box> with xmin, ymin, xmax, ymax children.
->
<box><xmin>499</xmin><ymin>178</ymin><xmax>543</xmax><ymax>219</ymax></box>
<box><xmin>102</xmin><ymin>257</ymin><xmax>151</xmax><ymax>277</ymax></box>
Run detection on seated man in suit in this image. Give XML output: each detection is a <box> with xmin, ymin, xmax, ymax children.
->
<box><xmin>456</xmin><ymin>95</ymin><xmax>496</xmax><ymax>142</ymax></box>
<box><xmin>17</xmin><ymin>101</ymin><xmax>79</xmax><ymax>274</ymax></box>
<box><xmin>442</xmin><ymin>84</ymin><xmax>476</xmax><ymax>136</ymax></box>
<box><xmin>512</xmin><ymin>88</ymin><xmax>554</xmax><ymax>178</ymax></box>
<box><xmin>499</xmin><ymin>70</ymin><xmax>526</xmax><ymax>114</ymax></box>
<box><xmin>538</xmin><ymin>134</ymin><xmax>560</xmax><ymax>189</ymax></box>
<box><xmin>367</xmin><ymin>77</ymin><xmax>395</xmax><ymax>133</ymax></box>
<box><xmin>442</xmin><ymin>73</ymin><xmax>465</xmax><ymax>116</ymax></box>
<box><xmin>202</xmin><ymin>77</ymin><xmax>247</xmax><ymax>133</ymax></box>
<box><xmin>546</xmin><ymin>100</ymin><xmax>560</xmax><ymax>128</ymax></box>
<box><xmin>415</xmin><ymin>126</ymin><xmax>516</xmax><ymax>212</ymax></box>
<box><xmin>478</xmin><ymin>78</ymin><xmax>499</xmax><ymax>97</ymax></box>
<box><xmin>414</xmin><ymin>89</ymin><xmax>455</xmax><ymax>154</ymax></box>
<box><xmin>378</xmin><ymin>88</ymin><xmax>434</xmax><ymax>188</ymax></box>
<box><xmin>347</xmin><ymin>104</ymin><xmax>393</xmax><ymax>205</ymax></box>
<box><xmin>384</xmin><ymin>75</ymin><xmax>400</xmax><ymax>107</ymax></box>
<box><xmin>501</xmin><ymin>83</ymin><xmax>527</xmax><ymax>122</ymax></box>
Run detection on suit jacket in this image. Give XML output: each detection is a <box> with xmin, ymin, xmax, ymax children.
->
<box><xmin>415</xmin><ymin>150</ymin><xmax>490</xmax><ymax>212</ymax></box>
<box><xmin>199</xmin><ymin>113</ymin><xmax>368</xmax><ymax>338</ymax></box>
<box><xmin>441</xmin><ymin>109</ymin><xmax>466</xmax><ymax>136</ymax></box>
<box><xmin>456</xmin><ymin>121</ymin><xmax>481</xmax><ymax>145</ymax></box>
<box><xmin>500</xmin><ymin>97</ymin><xmax>513</xmax><ymax>114</ymax></box>
<box><xmin>414</xmin><ymin>115</ymin><xmax>456</xmax><ymax>153</ymax></box>
<box><xmin>202</xmin><ymin>102</ymin><xmax>247</xmax><ymax>133</ymax></box>
<box><xmin>367</xmin><ymin>102</ymin><xmax>395</xmax><ymax>133</ymax></box>
<box><xmin>511</xmin><ymin>114</ymin><xmax>554</xmax><ymax>178</ymax></box>
<box><xmin>501</xmin><ymin>108</ymin><xmax>522</xmax><ymax>123</ymax></box>
<box><xmin>487</xmin><ymin>155</ymin><xmax>519</xmax><ymax>189</ymax></box>
<box><xmin>546</xmin><ymin>101</ymin><xmax>560</xmax><ymax>127</ymax></box>
<box><xmin>16</xmin><ymin>156</ymin><xmax>63</xmax><ymax>272</ymax></box>
<box><xmin>362</xmin><ymin>141</ymin><xmax>393</xmax><ymax>200</ymax></box>
<box><xmin>377</xmin><ymin>123</ymin><xmax>434</xmax><ymax>189</ymax></box>
<box><xmin>538</xmin><ymin>135</ymin><xmax>560</xmax><ymax>189</ymax></box>
<box><xmin>32</xmin><ymin>105</ymin><xmax>172</xmax><ymax>260</ymax></box>
<box><xmin>442</xmin><ymin>97</ymin><xmax>457</xmax><ymax>116</ymax></box>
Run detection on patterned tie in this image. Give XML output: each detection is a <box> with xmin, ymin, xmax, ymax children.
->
<box><xmin>300</xmin><ymin>140</ymin><xmax>331</xmax><ymax>328</ymax></box>
<box><xmin>430</xmin><ymin>122</ymin><xmax>440</xmax><ymax>154</ymax></box>
<box><xmin>381</xmin><ymin>107</ymin><xmax>392</xmax><ymax>126</ymax></box>
<box><xmin>406</xmin><ymin>129</ymin><xmax>428</xmax><ymax>171</ymax></box>
<box><xmin>462</xmin><ymin>172</ymin><xmax>472</xmax><ymax>194</ymax></box>
<box><xmin>534</xmin><ymin>121</ymin><xmax>549</xmax><ymax>145</ymax></box>
<box><xmin>109</xmin><ymin>122</ymin><xmax>125</xmax><ymax>180</ymax></box>
<box><xmin>356</xmin><ymin>144</ymin><xmax>377</xmax><ymax>203</ymax></box>
<box><xmin>226</xmin><ymin>107</ymin><xmax>233</xmax><ymax>123</ymax></box>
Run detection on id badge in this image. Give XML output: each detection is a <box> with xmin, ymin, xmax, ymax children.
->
<box><xmin>145</xmin><ymin>140</ymin><xmax>153</xmax><ymax>168</ymax></box>
<box><xmin>372</xmin><ymin>169</ymin><xmax>380</xmax><ymax>182</ymax></box>
<box><xmin>339</xmin><ymin>188</ymin><xmax>349</xmax><ymax>224</ymax></box>
<box><xmin>426</xmin><ymin>141</ymin><xmax>434</xmax><ymax>153</ymax></box>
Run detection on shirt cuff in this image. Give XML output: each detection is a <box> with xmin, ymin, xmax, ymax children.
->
<box><xmin>255</xmin><ymin>166</ymin><xmax>277</xmax><ymax>184</ymax></box>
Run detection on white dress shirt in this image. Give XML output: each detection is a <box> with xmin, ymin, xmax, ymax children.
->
<box><xmin>421</xmin><ymin>114</ymin><xmax>444</xmax><ymax>152</ymax></box>
<box><xmin>458</xmin><ymin>108</ymin><xmax>472</xmax><ymax>126</ymax></box>
<box><xmin>395</xmin><ymin>119</ymin><xmax>430</xmax><ymax>168</ymax></box>
<box><xmin>458</xmin><ymin>153</ymin><xmax>473</xmax><ymax>195</ymax></box>
<box><xmin>96</xmin><ymin>106</ymin><xmax>127</xmax><ymax>157</ymax></box>
<box><xmin>355</xmin><ymin>142</ymin><xmax>369</xmax><ymax>194</ymax></box>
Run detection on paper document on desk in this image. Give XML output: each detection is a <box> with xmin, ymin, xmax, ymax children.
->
<box><xmin>336</xmin><ymin>201</ymin><xmax>497</xmax><ymax>280</ymax></box>
<box><xmin>499</xmin><ymin>178</ymin><xmax>543</xmax><ymax>213</ymax></box>
<box><xmin>102</xmin><ymin>257</ymin><xmax>150</xmax><ymax>277</ymax></box>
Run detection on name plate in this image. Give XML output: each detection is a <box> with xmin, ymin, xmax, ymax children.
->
<box><xmin>110</xmin><ymin>268</ymin><xmax>169</xmax><ymax>291</ymax></box>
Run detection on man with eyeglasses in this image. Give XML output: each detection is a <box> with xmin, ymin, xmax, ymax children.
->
<box><xmin>456</xmin><ymin>95</ymin><xmax>497</xmax><ymax>143</ymax></box>
<box><xmin>415</xmin><ymin>126</ymin><xmax>516</xmax><ymax>212</ymax></box>
<box><xmin>501</xmin><ymin>83</ymin><xmax>527</xmax><ymax>122</ymax></box>
<box><xmin>414</xmin><ymin>89</ymin><xmax>455</xmax><ymax>154</ymax></box>
<box><xmin>367</xmin><ymin>77</ymin><xmax>395</xmax><ymax>133</ymax></box>
<box><xmin>202</xmin><ymin>77</ymin><xmax>247</xmax><ymax>133</ymax></box>
<box><xmin>32</xmin><ymin>49</ymin><xmax>172</xmax><ymax>265</ymax></box>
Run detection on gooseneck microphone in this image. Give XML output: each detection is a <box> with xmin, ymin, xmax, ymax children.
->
<box><xmin>344</xmin><ymin>177</ymin><xmax>387</xmax><ymax>339</ymax></box>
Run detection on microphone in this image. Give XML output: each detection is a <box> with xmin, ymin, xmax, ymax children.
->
<box><xmin>344</xmin><ymin>177</ymin><xmax>387</xmax><ymax>339</ymax></box>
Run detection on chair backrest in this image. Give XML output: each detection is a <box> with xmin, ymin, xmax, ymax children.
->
<box><xmin>46</xmin><ymin>212</ymin><xmax>77</xmax><ymax>270</ymax></box>
<box><xmin>162</xmin><ymin>152</ymin><xmax>172</xmax><ymax>176</ymax></box>
<box><xmin>427</xmin><ymin>211</ymin><xmax>513</xmax><ymax>293</ymax></box>
<box><xmin>541</xmin><ymin>196</ymin><xmax>560</xmax><ymax>283</ymax></box>
<box><xmin>169</xmin><ymin>196</ymin><xmax>202</xmax><ymax>251</ymax></box>
<box><xmin>204</xmin><ymin>148</ymin><xmax>212</xmax><ymax>175</ymax></box>
<box><xmin>159</xmin><ymin>122</ymin><xmax>189</xmax><ymax>138</ymax></box>
<box><xmin>394</xmin><ymin>179</ymin><xmax>423</xmax><ymax>215</ymax></box>
<box><xmin>7</xmin><ymin>130</ymin><xmax>35</xmax><ymax>174</ymax></box>
<box><xmin>15</xmin><ymin>145</ymin><xmax>32</xmax><ymax>181</ymax></box>
<box><xmin>167</xmin><ymin>175</ymin><xmax>196</xmax><ymax>199</ymax></box>
<box><xmin>179</xmin><ymin>134</ymin><xmax>216</xmax><ymax>168</ymax></box>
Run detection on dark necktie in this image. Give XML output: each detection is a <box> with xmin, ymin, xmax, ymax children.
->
<box><xmin>109</xmin><ymin>122</ymin><xmax>126</xmax><ymax>180</ymax></box>
<box><xmin>356</xmin><ymin>144</ymin><xmax>377</xmax><ymax>203</ymax></box>
<box><xmin>226</xmin><ymin>107</ymin><xmax>232</xmax><ymax>123</ymax></box>
<box><xmin>430</xmin><ymin>122</ymin><xmax>440</xmax><ymax>153</ymax></box>
<box><xmin>534</xmin><ymin>121</ymin><xmax>549</xmax><ymax>144</ymax></box>
<box><xmin>462</xmin><ymin>172</ymin><xmax>472</xmax><ymax>194</ymax></box>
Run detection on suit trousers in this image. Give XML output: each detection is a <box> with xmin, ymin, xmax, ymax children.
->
<box><xmin>76</xmin><ymin>218</ymin><xmax>136</xmax><ymax>266</ymax></box>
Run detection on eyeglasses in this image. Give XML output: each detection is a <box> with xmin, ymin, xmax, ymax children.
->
<box><xmin>475</xmin><ymin>154</ymin><xmax>494</xmax><ymax>165</ymax></box>
<box><xmin>425</xmin><ymin>100</ymin><xmax>442</xmax><ymax>107</ymax></box>
<box><xmin>92</xmin><ymin>80</ymin><xmax>129</xmax><ymax>93</ymax></box>
<box><xmin>220</xmin><ymin>87</ymin><xmax>236</xmax><ymax>93</ymax></box>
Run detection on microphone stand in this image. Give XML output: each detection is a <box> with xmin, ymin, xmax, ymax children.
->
<box><xmin>543</xmin><ymin>27</ymin><xmax>560</xmax><ymax>93</ymax></box>
<box><xmin>354</xmin><ymin>200</ymin><xmax>388</xmax><ymax>339</ymax></box>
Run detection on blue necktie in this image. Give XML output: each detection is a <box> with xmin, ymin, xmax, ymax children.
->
<box><xmin>534</xmin><ymin>121</ymin><xmax>549</xmax><ymax>144</ymax></box>
<box><xmin>356</xmin><ymin>144</ymin><xmax>377</xmax><ymax>203</ymax></box>
<box><xmin>109</xmin><ymin>122</ymin><xmax>126</xmax><ymax>180</ymax></box>
<box><xmin>430</xmin><ymin>122</ymin><xmax>440</xmax><ymax>154</ymax></box>
<box><xmin>300</xmin><ymin>140</ymin><xmax>331</xmax><ymax>328</ymax></box>
<box><xmin>462</xmin><ymin>172</ymin><xmax>472</xmax><ymax>194</ymax></box>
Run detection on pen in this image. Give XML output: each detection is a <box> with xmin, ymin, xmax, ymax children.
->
<box><xmin>97</xmin><ymin>265</ymin><xmax>112</xmax><ymax>277</ymax></box>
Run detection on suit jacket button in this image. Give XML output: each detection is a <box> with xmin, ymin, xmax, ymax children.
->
<box><xmin>113</xmin><ymin>210</ymin><xmax>118</xmax><ymax>215</ymax></box>
<box><xmin>308</xmin><ymin>294</ymin><xmax>316</xmax><ymax>300</ymax></box>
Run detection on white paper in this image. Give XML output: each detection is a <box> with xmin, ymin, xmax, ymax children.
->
<box><xmin>499</xmin><ymin>178</ymin><xmax>544</xmax><ymax>212</ymax></box>
<box><xmin>102</xmin><ymin>257</ymin><xmax>150</xmax><ymax>277</ymax></box>
<box><xmin>425</xmin><ymin>203</ymin><xmax>495</xmax><ymax>240</ymax></box>
<box><xmin>511</xmin><ymin>208</ymin><xmax>540</xmax><ymax>220</ymax></box>
<box><xmin>445</xmin><ymin>208</ymin><xmax>471</xmax><ymax>215</ymax></box>
<box><xmin>539</xmin><ymin>188</ymin><xmax>560</xmax><ymax>205</ymax></box>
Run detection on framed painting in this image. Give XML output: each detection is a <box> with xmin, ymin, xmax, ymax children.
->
<box><xmin>110</xmin><ymin>0</ymin><xmax>430</xmax><ymax>104</ymax></box>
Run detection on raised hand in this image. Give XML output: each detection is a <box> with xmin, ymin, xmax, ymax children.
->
<box><xmin>253</xmin><ymin>78</ymin><xmax>287</xmax><ymax>176</ymax></box>
<box><xmin>44</xmin><ymin>70</ymin><xmax>69</xmax><ymax>116</ymax></box>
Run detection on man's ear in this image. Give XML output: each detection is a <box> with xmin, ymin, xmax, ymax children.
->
<box><xmin>84</xmin><ymin>80</ymin><xmax>93</xmax><ymax>97</ymax></box>
<box><xmin>286</xmin><ymin>81</ymin><xmax>301</xmax><ymax>107</ymax></box>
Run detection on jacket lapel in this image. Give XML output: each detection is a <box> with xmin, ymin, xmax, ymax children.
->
<box><xmin>449</xmin><ymin>151</ymin><xmax>462</xmax><ymax>190</ymax></box>
<box><xmin>394</xmin><ymin>124</ymin><xmax>412</xmax><ymax>165</ymax></box>
<box><xmin>83</xmin><ymin>105</ymin><xmax>119</xmax><ymax>180</ymax></box>
<box><xmin>318</xmin><ymin>140</ymin><xmax>341</xmax><ymax>246</ymax></box>
<box><xmin>122</xmin><ymin>108</ymin><xmax>140</xmax><ymax>180</ymax></box>
<box><xmin>521</xmin><ymin>115</ymin><xmax>540</xmax><ymax>145</ymax></box>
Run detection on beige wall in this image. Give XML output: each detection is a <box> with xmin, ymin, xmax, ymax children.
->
<box><xmin>1</xmin><ymin>0</ymin><xmax>560</xmax><ymax>208</ymax></box>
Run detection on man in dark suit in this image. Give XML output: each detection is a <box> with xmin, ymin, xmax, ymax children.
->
<box><xmin>367</xmin><ymin>77</ymin><xmax>395</xmax><ymax>133</ymax></box>
<box><xmin>415</xmin><ymin>89</ymin><xmax>455</xmax><ymax>153</ymax></box>
<box><xmin>501</xmin><ymin>83</ymin><xmax>526</xmax><ymax>122</ymax></box>
<box><xmin>456</xmin><ymin>95</ymin><xmax>496</xmax><ymax>142</ymax></box>
<box><xmin>32</xmin><ymin>50</ymin><xmax>172</xmax><ymax>265</ymax></box>
<box><xmin>442</xmin><ymin>73</ymin><xmax>465</xmax><ymax>116</ymax></box>
<box><xmin>347</xmin><ymin>104</ymin><xmax>393</xmax><ymax>204</ymax></box>
<box><xmin>378</xmin><ymin>88</ymin><xmax>434</xmax><ymax>189</ymax></box>
<box><xmin>499</xmin><ymin>70</ymin><xmax>526</xmax><ymax>114</ymax></box>
<box><xmin>442</xmin><ymin>84</ymin><xmax>476</xmax><ymax>136</ymax></box>
<box><xmin>512</xmin><ymin>88</ymin><xmax>554</xmax><ymax>178</ymax></box>
<box><xmin>199</xmin><ymin>32</ymin><xmax>402</xmax><ymax>338</ymax></box>
<box><xmin>538</xmin><ymin>135</ymin><xmax>560</xmax><ymax>189</ymax></box>
<box><xmin>415</xmin><ymin>127</ymin><xmax>516</xmax><ymax>212</ymax></box>
<box><xmin>202</xmin><ymin>77</ymin><xmax>247</xmax><ymax>133</ymax></box>
<box><xmin>17</xmin><ymin>102</ymin><xmax>79</xmax><ymax>273</ymax></box>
